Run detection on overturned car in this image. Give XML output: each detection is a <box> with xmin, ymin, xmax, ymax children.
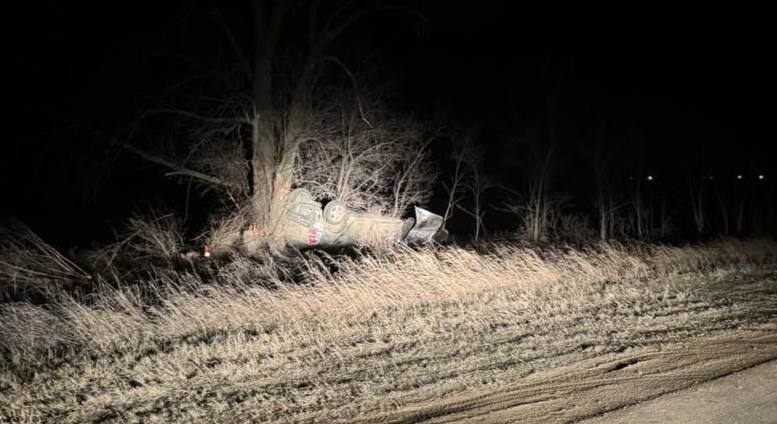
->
<box><xmin>279</xmin><ymin>188</ymin><xmax>444</xmax><ymax>248</ymax></box>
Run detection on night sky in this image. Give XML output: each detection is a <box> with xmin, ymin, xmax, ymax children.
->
<box><xmin>6</xmin><ymin>1</ymin><xmax>776</xmax><ymax>243</ymax></box>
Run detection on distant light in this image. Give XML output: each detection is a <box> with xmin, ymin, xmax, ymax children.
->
<box><xmin>759</xmin><ymin>174</ymin><xmax>765</xmax><ymax>180</ymax></box>
<box><xmin>647</xmin><ymin>175</ymin><xmax>654</xmax><ymax>181</ymax></box>
<box><xmin>737</xmin><ymin>174</ymin><xmax>743</xmax><ymax>180</ymax></box>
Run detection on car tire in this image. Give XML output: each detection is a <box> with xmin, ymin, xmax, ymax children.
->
<box><xmin>323</xmin><ymin>200</ymin><xmax>348</xmax><ymax>225</ymax></box>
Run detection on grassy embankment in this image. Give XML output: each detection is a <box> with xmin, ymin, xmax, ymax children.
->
<box><xmin>1</xmin><ymin>226</ymin><xmax>776</xmax><ymax>423</ymax></box>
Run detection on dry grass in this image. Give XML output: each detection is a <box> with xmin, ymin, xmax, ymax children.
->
<box><xmin>0</xmin><ymin>220</ymin><xmax>90</xmax><ymax>297</ymax></box>
<box><xmin>1</xmin><ymin>238</ymin><xmax>776</xmax><ymax>423</ymax></box>
<box><xmin>104</xmin><ymin>211</ymin><xmax>184</xmax><ymax>265</ymax></box>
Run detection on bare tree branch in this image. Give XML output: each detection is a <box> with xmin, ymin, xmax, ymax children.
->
<box><xmin>209</xmin><ymin>8</ymin><xmax>253</xmax><ymax>80</ymax></box>
<box><xmin>146</xmin><ymin>108</ymin><xmax>251</xmax><ymax>125</ymax></box>
<box><xmin>123</xmin><ymin>143</ymin><xmax>241</xmax><ymax>189</ymax></box>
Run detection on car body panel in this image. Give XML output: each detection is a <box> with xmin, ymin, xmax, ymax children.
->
<box><xmin>281</xmin><ymin>189</ymin><xmax>442</xmax><ymax>248</ymax></box>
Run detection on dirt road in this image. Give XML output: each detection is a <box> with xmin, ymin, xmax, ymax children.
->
<box><xmin>584</xmin><ymin>359</ymin><xmax>777</xmax><ymax>423</ymax></box>
<box><xmin>352</xmin><ymin>324</ymin><xmax>777</xmax><ymax>423</ymax></box>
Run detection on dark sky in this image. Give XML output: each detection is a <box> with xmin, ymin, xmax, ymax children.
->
<box><xmin>5</xmin><ymin>1</ymin><xmax>775</xmax><ymax>241</ymax></box>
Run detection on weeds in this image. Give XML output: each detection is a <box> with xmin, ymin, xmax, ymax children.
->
<box><xmin>0</xmin><ymin>229</ymin><xmax>776</xmax><ymax>422</ymax></box>
<box><xmin>0</xmin><ymin>220</ymin><xmax>90</xmax><ymax>298</ymax></box>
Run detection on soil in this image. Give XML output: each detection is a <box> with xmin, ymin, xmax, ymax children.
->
<box><xmin>349</xmin><ymin>324</ymin><xmax>777</xmax><ymax>423</ymax></box>
<box><xmin>584</xmin><ymin>359</ymin><xmax>777</xmax><ymax>424</ymax></box>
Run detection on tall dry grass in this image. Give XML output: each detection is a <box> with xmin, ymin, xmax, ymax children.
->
<box><xmin>0</xmin><ymin>220</ymin><xmax>90</xmax><ymax>297</ymax></box>
<box><xmin>1</xmin><ymin>238</ymin><xmax>776</xmax><ymax>422</ymax></box>
<box><xmin>96</xmin><ymin>211</ymin><xmax>184</xmax><ymax>267</ymax></box>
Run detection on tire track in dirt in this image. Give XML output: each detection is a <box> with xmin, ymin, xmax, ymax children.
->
<box><xmin>582</xmin><ymin>360</ymin><xmax>777</xmax><ymax>424</ymax></box>
<box><xmin>348</xmin><ymin>324</ymin><xmax>777</xmax><ymax>424</ymax></box>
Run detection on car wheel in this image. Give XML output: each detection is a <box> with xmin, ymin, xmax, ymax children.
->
<box><xmin>323</xmin><ymin>200</ymin><xmax>347</xmax><ymax>225</ymax></box>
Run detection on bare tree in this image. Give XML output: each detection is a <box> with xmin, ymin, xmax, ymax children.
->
<box><xmin>689</xmin><ymin>179</ymin><xmax>706</xmax><ymax>236</ymax></box>
<box><xmin>123</xmin><ymin>1</ymin><xmax>422</xmax><ymax>252</ymax></box>
<box><xmin>585</xmin><ymin>112</ymin><xmax>623</xmax><ymax>242</ymax></box>
<box><xmin>715</xmin><ymin>188</ymin><xmax>730</xmax><ymax>235</ymax></box>
<box><xmin>440</xmin><ymin>135</ymin><xmax>471</xmax><ymax>232</ymax></box>
<box><xmin>629</xmin><ymin>180</ymin><xmax>646</xmax><ymax>239</ymax></box>
<box><xmin>657</xmin><ymin>198</ymin><xmax>674</xmax><ymax>239</ymax></box>
<box><xmin>293</xmin><ymin>94</ymin><xmax>437</xmax><ymax>217</ymax></box>
<box><xmin>736</xmin><ymin>193</ymin><xmax>747</xmax><ymax>234</ymax></box>
<box><xmin>522</xmin><ymin>149</ymin><xmax>555</xmax><ymax>242</ymax></box>
<box><xmin>456</xmin><ymin>156</ymin><xmax>492</xmax><ymax>243</ymax></box>
<box><xmin>595</xmin><ymin>179</ymin><xmax>621</xmax><ymax>241</ymax></box>
<box><xmin>495</xmin><ymin>132</ymin><xmax>565</xmax><ymax>243</ymax></box>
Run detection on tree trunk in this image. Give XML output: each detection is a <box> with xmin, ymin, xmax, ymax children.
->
<box><xmin>632</xmin><ymin>182</ymin><xmax>643</xmax><ymax>239</ymax></box>
<box><xmin>246</xmin><ymin>0</ymin><xmax>378</xmax><ymax>247</ymax></box>
<box><xmin>716</xmin><ymin>193</ymin><xmax>729</xmax><ymax>235</ymax></box>
<box><xmin>250</xmin><ymin>0</ymin><xmax>282</xmax><ymax>235</ymax></box>
<box><xmin>736</xmin><ymin>195</ymin><xmax>746</xmax><ymax>234</ymax></box>
<box><xmin>659</xmin><ymin>199</ymin><xmax>669</xmax><ymax>238</ymax></box>
<box><xmin>689</xmin><ymin>182</ymin><xmax>705</xmax><ymax>236</ymax></box>
<box><xmin>596</xmin><ymin>180</ymin><xmax>608</xmax><ymax>242</ymax></box>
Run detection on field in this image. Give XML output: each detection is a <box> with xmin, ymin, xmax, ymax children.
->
<box><xmin>1</xmin><ymin>236</ymin><xmax>777</xmax><ymax>423</ymax></box>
